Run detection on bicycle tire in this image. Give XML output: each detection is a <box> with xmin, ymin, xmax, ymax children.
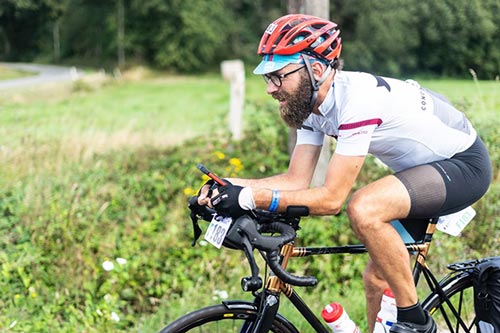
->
<box><xmin>422</xmin><ymin>271</ymin><xmax>476</xmax><ymax>333</ymax></box>
<box><xmin>158</xmin><ymin>301</ymin><xmax>300</xmax><ymax>333</ymax></box>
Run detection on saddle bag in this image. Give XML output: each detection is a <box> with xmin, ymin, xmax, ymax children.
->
<box><xmin>472</xmin><ymin>257</ymin><xmax>500</xmax><ymax>333</ymax></box>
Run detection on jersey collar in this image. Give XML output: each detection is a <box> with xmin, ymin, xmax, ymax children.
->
<box><xmin>317</xmin><ymin>82</ymin><xmax>335</xmax><ymax>117</ymax></box>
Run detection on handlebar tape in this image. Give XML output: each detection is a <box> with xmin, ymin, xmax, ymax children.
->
<box><xmin>235</xmin><ymin>217</ymin><xmax>318</xmax><ymax>287</ymax></box>
<box><xmin>267</xmin><ymin>250</ymin><xmax>318</xmax><ymax>287</ymax></box>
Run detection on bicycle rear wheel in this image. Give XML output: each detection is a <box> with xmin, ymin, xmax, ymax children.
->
<box><xmin>158</xmin><ymin>302</ymin><xmax>299</xmax><ymax>333</ymax></box>
<box><xmin>422</xmin><ymin>271</ymin><xmax>476</xmax><ymax>333</ymax></box>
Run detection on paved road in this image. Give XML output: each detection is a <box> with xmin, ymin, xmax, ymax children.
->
<box><xmin>0</xmin><ymin>62</ymin><xmax>82</xmax><ymax>89</ymax></box>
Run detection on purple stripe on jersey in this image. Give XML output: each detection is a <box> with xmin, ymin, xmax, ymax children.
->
<box><xmin>338</xmin><ymin>118</ymin><xmax>383</xmax><ymax>130</ymax></box>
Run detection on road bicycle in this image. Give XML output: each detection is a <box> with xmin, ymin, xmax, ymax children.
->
<box><xmin>159</xmin><ymin>192</ymin><xmax>498</xmax><ymax>333</ymax></box>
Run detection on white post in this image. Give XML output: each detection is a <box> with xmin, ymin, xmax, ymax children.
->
<box><xmin>221</xmin><ymin>60</ymin><xmax>245</xmax><ymax>140</ymax></box>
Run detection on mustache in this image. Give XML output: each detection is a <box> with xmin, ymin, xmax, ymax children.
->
<box><xmin>272</xmin><ymin>92</ymin><xmax>286</xmax><ymax>100</ymax></box>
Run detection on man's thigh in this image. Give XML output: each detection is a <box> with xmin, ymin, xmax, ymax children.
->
<box><xmin>395</xmin><ymin>136</ymin><xmax>491</xmax><ymax>219</ymax></box>
<box><xmin>394</xmin><ymin>164</ymin><xmax>447</xmax><ymax>218</ymax></box>
<box><xmin>350</xmin><ymin>174</ymin><xmax>412</xmax><ymax>222</ymax></box>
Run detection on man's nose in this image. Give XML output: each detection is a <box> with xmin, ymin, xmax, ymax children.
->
<box><xmin>266</xmin><ymin>80</ymin><xmax>279</xmax><ymax>94</ymax></box>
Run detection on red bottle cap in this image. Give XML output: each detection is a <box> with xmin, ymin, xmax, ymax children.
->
<box><xmin>321</xmin><ymin>302</ymin><xmax>344</xmax><ymax>323</ymax></box>
<box><xmin>384</xmin><ymin>288</ymin><xmax>395</xmax><ymax>298</ymax></box>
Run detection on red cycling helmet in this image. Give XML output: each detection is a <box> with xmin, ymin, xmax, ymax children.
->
<box><xmin>257</xmin><ymin>14</ymin><xmax>342</xmax><ymax>63</ymax></box>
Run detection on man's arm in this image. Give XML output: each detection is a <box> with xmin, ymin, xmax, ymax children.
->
<box><xmin>252</xmin><ymin>153</ymin><xmax>366</xmax><ymax>215</ymax></box>
<box><xmin>228</xmin><ymin>144</ymin><xmax>323</xmax><ymax>190</ymax></box>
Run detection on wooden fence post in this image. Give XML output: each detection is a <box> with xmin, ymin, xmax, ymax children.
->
<box><xmin>221</xmin><ymin>60</ymin><xmax>245</xmax><ymax>140</ymax></box>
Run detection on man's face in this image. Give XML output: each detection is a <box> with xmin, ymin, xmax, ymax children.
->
<box><xmin>271</xmin><ymin>68</ymin><xmax>313</xmax><ymax>128</ymax></box>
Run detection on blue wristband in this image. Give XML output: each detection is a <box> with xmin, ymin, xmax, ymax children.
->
<box><xmin>268</xmin><ymin>190</ymin><xmax>280</xmax><ymax>212</ymax></box>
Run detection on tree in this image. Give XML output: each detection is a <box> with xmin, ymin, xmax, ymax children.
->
<box><xmin>117</xmin><ymin>0</ymin><xmax>125</xmax><ymax>68</ymax></box>
<box><xmin>57</xmin><ymin>1</ymin><xmax>115</xmax><ymax>64</ymax></box>
<box><xmin>416</xmin><ymin>0</ymin><xmax>499</xmax><ymax>78</ymax></box>
<box><xmin>337</xmin><ymin>0</ymin><xmax>419</xmax><ymax>76</ymax></box>
<box><xmin>0</xmin><ymin>0</ymin><xmax>499</xmax><ymax>77</ymax></box>
<box><xmin>126</xmin><ymin>0</ymin><xmax>230</xmax><ymax>72</ymax></box>
<box><xmin>0</xmin><ymin>0</ymin><xmax>55</xmax><ymax>61</ymax></box>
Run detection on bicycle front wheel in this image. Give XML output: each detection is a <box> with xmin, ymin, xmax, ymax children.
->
<box><xmin>159</xmin><ymin>301</ymin><xmax>299</xmax><ymax>333</ymax></box>
<box><xmin>422</xmin><ymin>271</ymin><xmax>476</xmax><ymax>333</ymax></box>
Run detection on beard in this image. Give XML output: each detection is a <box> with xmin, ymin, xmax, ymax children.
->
<box><xmin>273</xmin><ymin>71</ymin><xmax>313</xmax><ymax>128</ymax></box>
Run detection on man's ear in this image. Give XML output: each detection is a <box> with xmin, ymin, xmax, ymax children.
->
<box><xmin>311</xmin><ymin>61</ymin><xmax>327</xmax><ymax>81</ymax></box>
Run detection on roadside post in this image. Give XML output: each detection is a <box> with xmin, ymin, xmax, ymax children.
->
<box><xmin>221</xmin><ymin>60</ymin><xmax>245</xmax><ymax>140</ymax></box>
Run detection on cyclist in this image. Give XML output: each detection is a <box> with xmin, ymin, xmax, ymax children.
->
<box><xmin>198</xmin><ymin>14</ymin><xmax>492</xmax><ymax>333</ymax></box>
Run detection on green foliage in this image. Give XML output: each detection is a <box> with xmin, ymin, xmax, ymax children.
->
<box><xmin>129</xmin><ymin>0</ymin><xmax>229</xmax><ymax>72</ymax></box>
<box><xmin>339</xmin><ymin>0</ymin><xmax>420</xmax><ymax>76</ymax></box>
<box><xmin>415</xmin><ymin>0</ymin><xmax>500</xmax><ymax>79</ymax></box>
<box><xmin>332</xmin><ymin>0</ymin><xmax>500</xmax><ymax>78</ymax></box>
<box><xmin>0</xmin><ymin>98</ymin><xmax>293</xmax><ymax>331</ymax></box>
<box><xmin>56</xmin><ymin>1</ymin><xmax>115</xmax><ymax>63</ymax></box>
<box><xmin>2</xmin><ymin>0</ymin><xmax>500</xmax><ymax>77</ymax></box>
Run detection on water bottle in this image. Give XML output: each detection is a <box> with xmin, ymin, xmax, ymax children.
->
<box><xmin>373</xmin><ymin>288</ymin><xmax>397</xmax><ymax>333</ymax></box>
<box><xmin>321</xmin><ymin>302</ymin><xmax>360</xmax><ymax>333</ymax></box>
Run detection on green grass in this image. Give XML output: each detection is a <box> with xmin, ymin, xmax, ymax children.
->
<box><xmin>0</xmin><ymin>64</ymin><xmax>35</xmax><ymax>80</ymax></box>
<box><xmin>0</xmin><ymin>73</ymin><xmax>230</xmax><ymax>185</ymax></box>
<box><xmin>0</xmin><ymin>69</ymin><xmax>499</xmax><ymax>332</ymax></box>
<box><xmin>419</xmin><ymin>78</ymin><xmax>500</xmax><ymax>123</ymax></box>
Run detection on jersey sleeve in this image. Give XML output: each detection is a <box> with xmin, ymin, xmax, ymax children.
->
<box><xmin>335</xmin><ymin>118</ymin><xmax>382</xmax><ymax>156</ymax></box>
<box><xmin>296</xmin><ymin>125</ymin><xmax>325</xmax><ymax>146</ymax></box>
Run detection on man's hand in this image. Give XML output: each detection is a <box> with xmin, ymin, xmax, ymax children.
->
<box><xmin>197</xmin><ymin>179</ymin><xmax>215</xmax><ymax>206</ymax></box>
<box><xmin>197</xmin><ymin>178</ymin><xmax>231</xmax><ymax>206</ymax></box>
<box><xmin>210</xmin><ymin>184</ymin><xmax>255</xmax><ymax>218</ymax></box>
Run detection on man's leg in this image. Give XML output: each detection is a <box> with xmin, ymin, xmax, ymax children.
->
<box><xmin>347</xmin><ymin>175</ymin><xmax>434</xmax><ymax>332</ymax></box>
<box><xmin>363</xmin><ymin>258</ymin><xmax>390</xmax><ymax>333</ymax></box>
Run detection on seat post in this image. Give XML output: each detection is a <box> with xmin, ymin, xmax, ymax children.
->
<box><xmin>412</xmin><ymin>218</ymin><xmax>439</xmax><ymax>285</ymax></box>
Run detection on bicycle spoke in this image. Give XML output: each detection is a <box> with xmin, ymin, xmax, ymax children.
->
<box><xmin>427</xmin><ymin>281</ymin><xmax>476</xmax><ymax>333</ymax></box>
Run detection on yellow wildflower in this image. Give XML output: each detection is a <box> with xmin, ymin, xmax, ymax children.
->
<box><xmin>229</xmin><ymin>158</ymin><xmax>243</xmax><ymax>172</ymax></box>
<box><xmin>183</xmin><ymin>187</ymin><xmax>196</xmax><ymax>196</ymax></box>
<box><xmin>214</xmin><ymin>151</ymin><xmax>225</xmax><ymax>160</ymax></box>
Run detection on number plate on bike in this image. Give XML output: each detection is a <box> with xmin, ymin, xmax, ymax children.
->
<box><xmin>204</xmin><ymin>215</ymin><xmax>232</xmax><ymax>248</ymax></box>
<box><xmin>437</xmin><ymin>206</ymin><xmax>476</xmax><ymax>236</ymax></box>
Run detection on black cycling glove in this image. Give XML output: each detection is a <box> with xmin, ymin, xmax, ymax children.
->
<box><xmin>198</xmin><ymin>178</ymin><xmax>232</xmax><ymax>197</ymax></box>
<box><xmin>210</xmin><ymin>184</ymin><xmax>249</xmax><ymax>219</ymax></box>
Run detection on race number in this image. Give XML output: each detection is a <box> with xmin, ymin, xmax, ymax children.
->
<box><xmin>204</xmin><ymin>215</ymin><xmax>232</xmax><ymax>249</ymax></box>
<box><xmin>437</xmin><ymin>206</ymin><xmax>476</xmax><ymax>236</ymax></box>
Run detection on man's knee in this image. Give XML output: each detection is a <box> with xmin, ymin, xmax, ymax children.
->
<box><xmin>347</xmin><ymin>192</ymin><xmax>376</xmax><ymax>234</ymax></box>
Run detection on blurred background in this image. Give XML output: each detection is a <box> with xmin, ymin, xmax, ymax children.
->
<box><xmin>0</xmin><ymin>1</ymin><xmax>499</xmax><ymax>332</ymax></box>
<box><xmin>1</xmin><ymin>0</ymin><xmax>500</xmax><ymax>78</ymax></box>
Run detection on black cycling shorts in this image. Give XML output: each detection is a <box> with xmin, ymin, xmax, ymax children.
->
<box><xmin>394</xmin><ymin>135</ymin><xmax>492</xmax><ymax>218</ymax></box>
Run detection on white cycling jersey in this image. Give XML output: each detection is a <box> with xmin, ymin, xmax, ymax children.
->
<box><xmin>296</xmin><ymin>71</ymin><xmax>477</xmax><ymax>172</ymax></box>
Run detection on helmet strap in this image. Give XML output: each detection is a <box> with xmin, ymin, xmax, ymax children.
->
<box><xmin>302</xmin><ymin>55</ymin><xmax>333</xmax><ymax>111</ymax></box>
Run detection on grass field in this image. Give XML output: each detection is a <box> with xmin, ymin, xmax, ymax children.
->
<box><xmin>0</xmin><ymin>67</ymin><xmax>499</xmax><ymax>332</ymax></box>
<box><xmin>0</xmin><ymin>70</ymin><xmax>233</xmax><ymax>184</ymax></box>
<box><xmin>0</xmin><ymin>64</ymin><xmax>35</xmax><ymax>80</ymax></box>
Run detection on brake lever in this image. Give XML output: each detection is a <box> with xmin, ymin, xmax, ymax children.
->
<box><xmin>239</xmin><ymin>235</ymin><xmax>263</xmax><ymax>292</ymax></box>
<box><xmin>188</xmin><ymin>196</ymin><xmax>215</xmax><ymax>246</ymax></box>
<box><xmin>189</xmin><ymin>211</ymin><xmax>202</xmax><ymax>247</ymax></box>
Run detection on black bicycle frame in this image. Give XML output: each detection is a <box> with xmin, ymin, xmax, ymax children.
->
<box><xmin>242</xmin><ymin>232</ymin><xmax>442</xmax><ymax>333</ymax></box>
